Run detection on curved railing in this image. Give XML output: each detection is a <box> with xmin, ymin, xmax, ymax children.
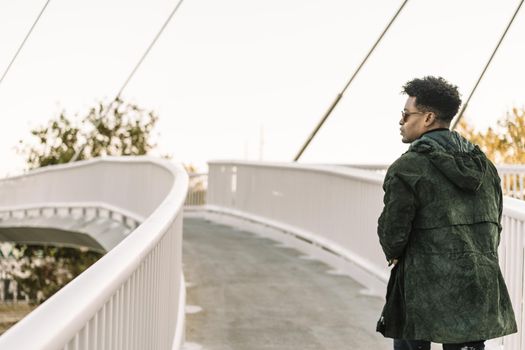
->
<box><xmin>207</xmin><ymin>161</ymin><xmax>525</xmax><ymax>350</ymax></box>
<box><xmin>0</xmin><ymin>157</ymin><xmax>188</xmax><ymax>350</ymax></box>
<box><xmin>206</xmin><ymin>161</ymin><xmax>388</xmax><ymax>292</ymax></box>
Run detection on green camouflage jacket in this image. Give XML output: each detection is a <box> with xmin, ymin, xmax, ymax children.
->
<box><xmin>376</xmin><ymin>129</ymin><xmax>517</xmax><ymax>343</ymax></box>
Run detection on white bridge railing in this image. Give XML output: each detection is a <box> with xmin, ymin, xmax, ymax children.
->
<box><xmin>207</xmin><ymin>161</ymin><xmax>525</xmax><ymax>350</ymax></box>
<box><xmin>207</xmin><ymin>162</ymin><xmax>388</xmax><ymax>292</ymax></box>
<box><xmin>185</xmin><ymin>173</ymin><xmax>207</xmax><ymax>207</ymax></box>
<box><xmin>499</xmin><ymin>165</ymin><xmax>525</xmax><ymax>201</ymax></box>
<box><xmin>500</xmin><ymin>197</ymin><xmax>525</xmax><ymax>350</ymax></box>
<box><xmin>0</xmin><ymin>157</ymin><xmax>188</xmax><ymax>350</ymax></box>
<box><xmin>347</xmin><ymin>164</ymin><xmax>525</xmax><ymax>201</ymax></box>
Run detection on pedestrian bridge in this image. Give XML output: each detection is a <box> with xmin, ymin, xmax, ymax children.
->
<box><xmin>0</xmin><ymin>157</ymin><xmax>524</xmax><ymax>350</ymax></box>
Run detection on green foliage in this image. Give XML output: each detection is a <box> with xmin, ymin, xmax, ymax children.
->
<box><xmin>19</xmin><ymin>97</ymin><xmax>159</xmax><ymax>169</ymax></box>
<box><xmin>457</xmin><ymin>107</ymin><xmax>525</xmax><ymax>164</ymax></box>
<box><xmin>8</xmin><ymin>245</ymin><xmax>102</xmax><ymax>305</ymax></box>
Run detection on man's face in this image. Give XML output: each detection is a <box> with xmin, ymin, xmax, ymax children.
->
<box><xmin>400</xmin><ymin>96</ymin><xmax>427</xmax><ymax>143</ymax></box>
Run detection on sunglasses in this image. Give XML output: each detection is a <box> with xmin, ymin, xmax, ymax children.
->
<box><xmin>401</xmin><ymin>110</ymin><xmax>426</xmax><ymax>122</ymax></box>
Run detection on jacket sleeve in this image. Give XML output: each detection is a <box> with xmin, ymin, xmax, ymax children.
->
<box><xmin>497</xmin><ymin>178</ymin><xmax>503</xmax><ymax>234</ymax></box>
<box><xmin>377</xmin><ymin>172</ymin><xmax>417</xmax><ymax>261</ymax></box>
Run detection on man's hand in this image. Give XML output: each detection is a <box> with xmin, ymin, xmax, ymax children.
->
<box><xmin>388</xmin><ymin>259</ymin><xmax>399</xmax><ymax>267</ymax></box>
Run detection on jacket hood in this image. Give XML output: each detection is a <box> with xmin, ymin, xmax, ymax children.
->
<box><xmin>409</xmin><ymin>129</ymin><xmax>487</xmax><ymax>192</ymax></box>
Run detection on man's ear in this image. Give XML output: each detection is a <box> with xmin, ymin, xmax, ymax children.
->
<box><xmin>425</xmin><ymin>112</ymin><xmax>437</xmax><ymax>126</ymax></box>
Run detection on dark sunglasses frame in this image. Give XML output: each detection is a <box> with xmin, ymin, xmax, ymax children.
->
<box><xmin>401</xmin><ymin>110</ymin><xmax>426</xmax><ymax>122</ymax></box>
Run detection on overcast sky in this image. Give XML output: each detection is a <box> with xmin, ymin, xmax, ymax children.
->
<box><xmin>0</xmin><ymin>0</ymin><xmax>524</xmax><ymax>176</ymax></box>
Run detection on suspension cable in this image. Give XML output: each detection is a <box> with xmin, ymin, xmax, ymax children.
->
<box><xmin>116</xmin><ymin>0</ymin><xmax>185</xmax><ymax>97</ymax></box>
<box><xmin>293</xmin><ymin>0</ymin><xmax>409</xmax><ymax>161</ymax></box>
<box><xmin>452</xmin><ymin>0</ymin><xmax>524</xmax><ymax>130</ymax></box>
<box><xmin>70</xmin><ymin>0</ymin><xmax>185</xmax><ymax>162</ymax></box>
<box><xmin>0</xmin><ymin>0</ymin><xmax>52</xmax><ymax>88</ymax></box>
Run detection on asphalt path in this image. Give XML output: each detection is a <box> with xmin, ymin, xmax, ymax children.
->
<box><xmin>182</xmin><ymin>214</ymin><xmax>391</xmax><ymax>350</ymax></box>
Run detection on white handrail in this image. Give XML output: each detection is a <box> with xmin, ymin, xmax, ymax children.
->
<box><xmin>0</xmin><ymin>157</ymin><xmax>188</xmax><ymax>350</ymax></box>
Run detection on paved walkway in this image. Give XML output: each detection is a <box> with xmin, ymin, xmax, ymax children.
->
<box><xmin>182</xmin><ymin>213</ymin><xmax>391</xmax><ymax>350</ymax></box>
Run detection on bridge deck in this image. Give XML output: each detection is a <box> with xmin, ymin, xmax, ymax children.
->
<box><xmin>182</xmin><ymin>212</ymin><xmax>391</xmax><ymax>350</ymax></box>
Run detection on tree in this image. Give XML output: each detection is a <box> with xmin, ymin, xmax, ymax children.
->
<box><xmin>7</xmin><ymin>97</ymin><xmax>160</xmax><ymax>305</ymax></box>
<box><xmin>19</xmin><ymin>97</ymin><xmax>159</xmax><ymax>169</ymax></box>
<box><xmin>457</xmin><ymin>107</ymin><xmax>525</xmax><ymax>164</ymax></box>
<box><xmin>8</xmin><ymin>245</ymin><xmax>102</xmax><ymax>305</ymax></box>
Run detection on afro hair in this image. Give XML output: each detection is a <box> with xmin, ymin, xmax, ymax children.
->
<box><xmin>402</xmin><ymin>76</ymin><xmax>462</xmax><ymax>123</ymax></box>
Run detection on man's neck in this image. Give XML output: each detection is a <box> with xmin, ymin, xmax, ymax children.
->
<box><xmin>420</xmin><ymin>127</ymin><xmax>449</xmax><ymax>138</ymax></box>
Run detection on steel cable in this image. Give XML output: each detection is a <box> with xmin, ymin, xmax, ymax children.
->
<box><xmin>0</xmin><ymin>0</ymin><xmax>52</xmax><ymax>88</ymax></box>
<box><xmin>452</xmin><ymin>0</ymin><xmax>524</xmax><ymax>130</ymax></box>
<box><xmin>71</xmin><ymin>0</ymin><xmax>185</xmax><ymax>162</ymax></box>
<box><xmin>294</xmin><ymin>0</ymin><xmax>409</xmax><ymax>161</ymax></box>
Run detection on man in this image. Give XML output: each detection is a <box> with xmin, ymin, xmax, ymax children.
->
<box><xmin>376</xmin><ymin>76</ymin><xmax>517</xmax><ymax>350</ymax></box>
